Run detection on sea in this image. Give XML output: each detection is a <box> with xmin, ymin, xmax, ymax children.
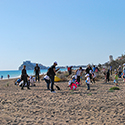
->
<box><xmin>0</xmin><ymin>68</ymin><xmax>67</xmax><ymax>79</ymax></box>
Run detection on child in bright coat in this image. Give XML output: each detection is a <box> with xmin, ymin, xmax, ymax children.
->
<box><xmin>68</xmin><ymin>75</ymin><xmax>78</xmax><ymax>90</ymax></box>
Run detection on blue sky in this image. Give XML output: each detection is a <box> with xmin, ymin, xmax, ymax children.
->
<box><xmin>0</xmin><ymin>0</ymin><xmax>125</xmax><ymax>70</ymax></box>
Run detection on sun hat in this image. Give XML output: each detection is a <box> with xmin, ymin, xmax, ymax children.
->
<box><xmin>85</xmin><ymin>74</ymin><xmax>89</xmax><ymax>77</ymax></box>
<box><xmin>72</xmin><ymin>75</ymin><xmax>77</xmax><ymax>79</ymax></box>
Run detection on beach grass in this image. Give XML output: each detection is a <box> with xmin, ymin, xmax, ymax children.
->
<box><xmin>109</xmin><ymin>86</ymin><xmax>120</xmax><ymax>91</ymax></box>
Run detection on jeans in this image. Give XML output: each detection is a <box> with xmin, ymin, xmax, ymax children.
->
<box><xmin>87</xmin><ymin>84</ymin><xmax>90</xmax><ymax>90</ymax></box>
<box><xmin>44</xmin><ymin>78</ymin><xmax>50</xmax><ymax>90</ymax></box>
<box><xmin>35</xmin><ymin>73</ymin><xmax>40</xmax><ymax>81</ymax></box>
<box><xmin>49</xmin><ymin>75</ymin><xmax>54</xmax><ymax>91</ymax></box>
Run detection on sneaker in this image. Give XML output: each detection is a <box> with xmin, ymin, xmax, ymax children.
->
<box><xmin>27</xmin><ymin>88</ymin><xmax>31</xmax><ymax>90</ymax></box>
<box><xmin>51</xmin><ymin>91</ymin><xmax>56</xmax><ymax>93</ymax></box>
<box><xmin>21</xmin><ymin>88</ymin><xmax>24</xmax><ymax>90</ymax></box>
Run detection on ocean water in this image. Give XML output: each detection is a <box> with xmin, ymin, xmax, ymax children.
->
<box><xmin>0</xmin><ymin>68</ymin><xmax>67</xmax><ymax>79</ymax></box>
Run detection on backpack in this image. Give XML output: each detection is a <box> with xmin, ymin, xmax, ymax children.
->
<box><xmin>47</xmin><ymin>66</ymin><xmax>55</xmax><ymax>76</ymax></box>
<box><xmin>47</xmin><ymin>67</ymin><xmax>51</xmax><ymax>76</ymax></box>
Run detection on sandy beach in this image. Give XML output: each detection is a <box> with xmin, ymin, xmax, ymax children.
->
<box><xmin>0</xmin><ymin>75</ymin><xmax>125</xmax><ymax>125</ymax></box>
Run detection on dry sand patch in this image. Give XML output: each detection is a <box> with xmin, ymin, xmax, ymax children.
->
<box><xmin>0</xmin><ymin>78</ymin><xmax>125</xmax><ymax>124</ymax></box>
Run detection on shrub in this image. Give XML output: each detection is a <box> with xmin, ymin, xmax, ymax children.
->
<box><xmin>109</xmin><ymin>87</ymin><xmax>120</xmax><ymax>91</ymax></box>
<box><xmin>88</xmin><ymin>93</ymin><xmax>92</xmax><ymax>96</ymax></box>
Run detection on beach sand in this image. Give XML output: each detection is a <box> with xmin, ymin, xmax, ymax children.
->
<box><xmin>0</xmin><ymin>77</ymin><xmax>125</xmax><ymax>125</ymax></box>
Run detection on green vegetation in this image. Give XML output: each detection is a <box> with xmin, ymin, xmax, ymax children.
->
<box><xmin>108</xmin><ymin>90</ymin><xmax>115</xmax><ymax>92</ymax></box>
<box><xmin>110</xmin><ymin>54</ymin><xmax>125</xmax><ymax>70</ymax></box>
<box><xmin>87</xmin><ymin>93</ymin><xmax>92</xmax><ymax>96</ymax></box>
<box><xmin>6</xmin><ymin>83</ymin><xmax>9</xmax><ymax>87</ymax></box>
<box><xmin>109</xmin><ymin>87</ymin><xmax>120</xmax><ymax>91</ymax></box>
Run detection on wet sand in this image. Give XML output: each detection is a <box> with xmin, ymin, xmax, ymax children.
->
<box><xmin>0</xmin><ymin>77</ymin><xmax>125</xmax><ymax>125</ymax></box>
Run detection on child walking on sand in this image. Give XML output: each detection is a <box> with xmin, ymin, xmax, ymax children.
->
<box><xmin>114</xmin><ymin>72</ymin><xmax>118</xmax><ymax>86</ymax></box>
<box><xmin>29</xmin><ymin>76</ymin><xmax>36</xmax><ymax>86</ymax></box>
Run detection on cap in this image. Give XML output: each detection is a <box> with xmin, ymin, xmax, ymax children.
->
<box><xmin>54</xmin><ymin>61</ymin><xmax>58</xmax><ymax>65</ymax></box>
<box><xmin>72</xmin><ymin>75</ymin><xmax>77</xmax><ymax>79</ymax></box>
<box><xmin>85</xmin><ymin>74</ymin><xmax>89</xmax><ymax>77</ymax></box>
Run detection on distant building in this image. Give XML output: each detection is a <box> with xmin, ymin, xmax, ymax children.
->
<box><xmin>109</xmin><ymin>55</ymin><xmax>113</xmax><ymax>63</ymax></box>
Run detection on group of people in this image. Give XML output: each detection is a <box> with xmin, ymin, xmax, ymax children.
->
<box><xmin>68</xmin><ymin>65</ymin><xmax>97</xmax><ymax>91</ymax></box>
<box><xmin>20</xmin><ymin>61</ymin><xmax>59</xmax><ymax>93</ymax></box>
<box><xmin>113</xmin><ymin>63</ymin><xmax>125</xmax><ymax>86</ymax></box>
<box><xmin>68</xmin><ymin>67</ymin><xmax>83</xmax><ymax>90</ymax></box>
<box><xmin>102</xmin><ymin>63</ymin><xmax>125</xmax><ymax>86</ymax></box>
<box><xmin>19</xmin><ymin>63</ymin><xmax>40</xmax><ymax>90</ymax></box>
<box><xmin>18</xmin><ymin>61</ymin><xmax>125</xmax><ymax>92</ymax></box>
<box><xmin>0</xmin><ymin>74</ymin><xmax>10</xmax><ymax>79</ymax></box>
<box><xmin>15</xmin><ymin>75</ymin><xmax>36</xmax><ymax>87</ymax></box>
<box><xmin>44</xmin><ymin>62</ymin><xmax>60</xmax><ymax>93</ymax></box>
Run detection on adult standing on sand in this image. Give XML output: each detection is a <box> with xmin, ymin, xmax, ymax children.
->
<box><xmin>76</xmin><ymin>67</ymin><xmax>82</xmax><ymax>84</ymax></box>
<box><xmin>1</xmin><ymin>75</ymin><xmax>3</xmax><ymax>79</ymax></box>
<box><xmin>7</xmin><ymin>74</ymin><xmax>10</xmax><ymax>79</ymax></box>
<box><xmin>47</xmin><ymin>61</ymin><xmax>60</xmax><ymax>93</ymax></box>
<box><xmin>118</xmin><ymin>65</ymin><xmax>122</xmax><ymax>78</ymax></box>
<box><xmin>34</xmin><ymin>64</ymin><xmax>40</xmax><ymax>82</ymax></box>
<box><xmin>86</xmin><ymin>65</ymin><xmax>92</xmax><ymax>82</ymax></box>
<box><xmin>86</xmin><ymin>65</ymin><xmax>92</xmax><ymax>74</ymax></box>
<box><xmin>21</xmin><ymin>65</ymin><xmax>30</xmax><ymax>90</ymax></box>
<box><xmin>110</xmin><ymin>66</ymin><xmax>112</xmax><ymax>75</ymax></box>
<box><xmin>67</xmin><ymin>66</ymin><xmax>73</xmax><ymax>75</ymax></box>
<box><xmin>105</xmin><ymin>69</ymin><xmax>110</xmax><ymax>83</ymax></box>
<box><xmin>92</xmin><ymin>65</ymin><xmax>96</xmax><ymax>72</ymax></box>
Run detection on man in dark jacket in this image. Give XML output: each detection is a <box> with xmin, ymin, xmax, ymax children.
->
<box><xmin>47</xmin><ymin>61</ymin><xmax>60</xmax><ymax>93</ymax></box>
<box><xmin>86</xmin><ymin>65</ymin><xmax>92</xmax><ymax>74</ymax></box>
<box><xmin>34</xmin><ymin>64</ymin><xmax>40</xmax><ymax>82</ymax></box>
<box><xmin>21</xmin><ymin>65</ymin><xmax>30</xmax><ymax>90</ymax></box>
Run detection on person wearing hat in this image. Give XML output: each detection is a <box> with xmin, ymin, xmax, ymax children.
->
<box><xmin>47</xmin><ymin>61</ymin><xmax>60</xmax><ymax>93</ymax></box>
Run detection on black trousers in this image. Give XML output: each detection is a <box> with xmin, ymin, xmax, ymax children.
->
<box><xmin>21</xmin><ymin>77</ymin><xmax>29</xmax><ymax>89</ymax></box>
<box><xmin>93</xmin><ymin>78</ymin><xmax>95</xmax><ymax>83</ymax></box>
<box><xmin>77</xmin><ymin>76</ymin><xmax>80</xmax><ymax>83</ymax></box>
